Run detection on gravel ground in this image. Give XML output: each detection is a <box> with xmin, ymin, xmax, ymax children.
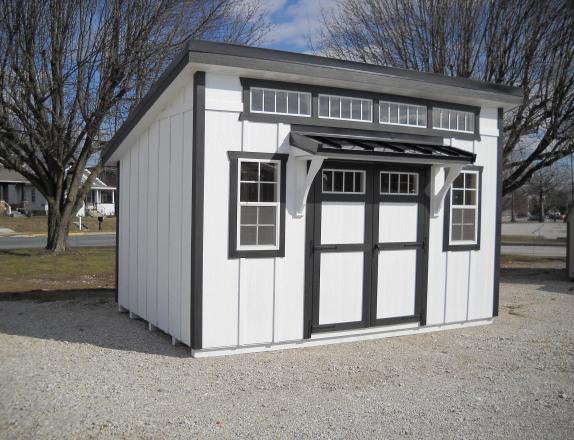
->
<box><xmin>0</xmin><ymin>267</ymin><xmax>573</xmax><ymax>439</ymax></box>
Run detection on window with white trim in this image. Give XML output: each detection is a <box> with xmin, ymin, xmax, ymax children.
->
<box><xmin>237</xmin><ymin>158</ymin><xmax>281</xmax><ymax>249</ymax></box>
<box><xmin>449</xmin><ymin>170</ymin><xmax>479</xmax><ymax>244</ymax></box>
<box><xmin>322</xmin><ymin>169</ymin><xmax>365</xmax><ymax>194</ymax></box>
<box><xmin>250</xmin><ymin>87</ymin><xmax>311</xmax><ymax>116</ymax></box>
<box><xmin>379</xmin><ymin>102</ymin><xmax>427</xmax><ymax>127</ymax></box>
<box><xmin>433</xmin><ymin>108</ymin><xmax>475</xmax><ymax>133</ymax></box>
<box><xmin>380</xmin><ymin>172</ymin><xmax>419</xmax><ymax>195</ymax></box>
<box><xmin>318</xmin><ymin>94</ymin><xmax>372</xmax><ymax>122</ymax></box>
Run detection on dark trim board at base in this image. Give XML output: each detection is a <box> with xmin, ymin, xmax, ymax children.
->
<box><xmin>493</xmin><ymin>108</ymin><xmax>504</xmax><ymax>316</ymax></box>
<box><xmin>191</xmin><ymin>71</ymin><xmax>206</xmax><ymax>350</ymax></box>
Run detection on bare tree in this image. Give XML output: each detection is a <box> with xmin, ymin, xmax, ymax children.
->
<box><xmin>0</xmin><ymin>0</ymin><xmax>268</xmax><ymax>253</ymax></box>
<box><xmin>314</xmin><ymin>0</ymin><xmax>574</xmax><ymax>196</ymax></box>
<box><xmin>526</xmin><ymin>164</ymin><xmax>569</xmax><ymax>221</ymax></box>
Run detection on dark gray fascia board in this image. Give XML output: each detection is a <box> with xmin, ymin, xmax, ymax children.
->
<box><xmin>102</xmin><ymin>48</ymin><xmax>190</xmax><ymax>164</ymax></box>
<box><xmin>188</xmin><ymin>39</ymin><xmax>522</xmax><ymax>98</ymax></box>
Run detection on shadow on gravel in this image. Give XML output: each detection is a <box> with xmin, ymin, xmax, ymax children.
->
<box><xmin>500</xmin><ymin>268</ymin><xmax>573</xmax><ymax>295</ymax></box>
<box><xmin>0</xmin><ymin>289</ymin><xmax>190</xmax><ymax>357</ymax></box>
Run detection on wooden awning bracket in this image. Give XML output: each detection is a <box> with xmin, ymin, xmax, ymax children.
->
<box><xmin>430</xmin><ymin>163</ymin><xmax>464</xmax><ymax>217</ymax></box>
<box><xmin>290</xmin><ymin>151</ymin><xmax>324</xmax><ymax>217</ymax></box>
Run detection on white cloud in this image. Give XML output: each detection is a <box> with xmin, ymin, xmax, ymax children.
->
<box><xmin>261</xmin><ymin>0</ymin><xmax>340</xmax><ymax>51</ymax></box>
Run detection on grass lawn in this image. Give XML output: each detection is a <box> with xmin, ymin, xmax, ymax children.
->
<box><xmin>0</xmin><ymin>216</ymin><xmax>116</xmax><ymax>235</ymax></box>
<box><xmin>0</xmin><ymin>247</ymin><xmax>115</xmax><ymax>293</ymax></box>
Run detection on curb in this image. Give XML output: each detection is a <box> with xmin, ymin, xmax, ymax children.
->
<box><xmin>501</xmin><ymin>241</ymin><xmax>566</xmax><ymax>247</ymax></box>
<box><xmin>0</xmin><ymin>232</ymin><xmax>116</xmax><ymax>238</ymax></box>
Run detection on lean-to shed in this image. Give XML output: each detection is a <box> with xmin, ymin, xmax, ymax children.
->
<box><xmin>104</xmin><ymin>40</ymin><xmax>522</xmax><ymax>357</ymax></box>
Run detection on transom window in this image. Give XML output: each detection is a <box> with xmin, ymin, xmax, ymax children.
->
<box><xmin>250</xmin><ymin>87</ymin><xmax>311</xmax><ymax>116</ymax></box>
<box><xmin>318</xmin><ymin>94</ymin><xmax>372</xmax><ymax>122</ymax></box>
<box><xmin>433</xmin><ymin>108</ymin><xmax>475</xmax><ymax>133</ymax></box>
<box><xmin>449</xmin><ymin>170</ymin><xmax>479</xmax><ymax>243</ymax></box>
<box><xmin>238</xmin><ymin>159</ymin><xmax>281</xmax><ymax>248</ymax></box>
<box><xmin>380</xmin><ymin>172</ymin><xmax>419</xmax><ymax>195</ymax></box>
<box><xmin>379</xmin><ymin>102</ymin><xmax>427</xmax><ymax>127</ymax></box>
<box><xmin>322</xmin><ymin>169</ymin><xmax>365</xmax><ymax>194</ymax></box>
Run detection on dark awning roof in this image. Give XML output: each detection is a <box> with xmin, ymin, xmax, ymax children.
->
<box><xmin>290</xmin><ymin>132</ymin><xmax>476</xmax><ymax>164</ymax></box>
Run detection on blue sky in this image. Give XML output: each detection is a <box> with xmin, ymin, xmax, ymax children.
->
<box><xmin>260</xmin><ymin>0</ymin><xmax>338</xmax><ymax>53</ymax></box>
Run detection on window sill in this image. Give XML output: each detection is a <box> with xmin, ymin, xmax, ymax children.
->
<box><xmin>443</xmin><ymin>243</ymin><xmax>481</xmax><ymax>252</ymax></box>
<box><xmin>229</xmin><ymin>248</ymin><xmax>285</xmax><ymax>259</ymax></box>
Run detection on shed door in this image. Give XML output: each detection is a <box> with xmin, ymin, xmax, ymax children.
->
<box><xmin>309</xmin><ymin>162</ymin><xmax>428</xmax><ymax>334</ymax></box>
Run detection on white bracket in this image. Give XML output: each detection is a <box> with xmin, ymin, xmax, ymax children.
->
<box><xmin>430</xmin><ymin>163</ymin><xmax>465</xmax><ymax>217</ymax></box>
<box><xmin>293</xmin><ymin>155</ymin><xmax>324</xmax><ymax>217</ymax></box>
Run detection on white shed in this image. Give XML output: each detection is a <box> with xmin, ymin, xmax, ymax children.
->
<box><xmin>103</xmin><ymin>40</ymin><xmax>522</xmax><ymax>357</ymax></box>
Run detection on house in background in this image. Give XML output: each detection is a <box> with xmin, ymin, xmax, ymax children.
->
<box><xmin>104</xmin><ymin>40</ymin><xmax>522</xmax><ymax>357</ymax></box>
<box><xmin>0</xmin><ymin>166</ymin><xmax>116</xmax><ymax>216</ymax></box>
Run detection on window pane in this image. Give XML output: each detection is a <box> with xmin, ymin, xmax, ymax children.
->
<box><xmin>251</xmin><ymin>89</ymin><xmax>263</xmax><ymax>112</ymax></box>
<box><xmin>240</xmin><ymin>162</ymin><xmax>259</xmax><ymax>181</ymax></box>
<box><xmin>458</xmin><ymin>112</ymin><xmax>465</xmax><ymax>131</ymax></box>
<box><xmin>381</xmin><ymin>173</ymin><xmax>389</xmax><ymax>193</ymax></box>
<box><xmin>418</xmin><ymin>108</ymin><xmax>427</xmax><ymax>126</ymax></box>
<box><xmin>453</xmin><ymin>174</ymin><xmax>464</xmax><ymax>189</ymax></box>
<box><xmin>408</xmin><ymin>106</ymin><xmax>417</xmax><ymax>125</ymax></box>
<box><xmin>240</xmin><ymin>226</ymin><xmax>257</xmax><ymax>245</ymax></box>
<box><xmin>432</xmin><ymin>109</ymin><xmax>440</xmax><ymax>128</ymax></box>
<box><xmin>452</xmin><ymin>208</ymin><xmax>463</xmax><ymax>224</ymax></box>
<box><xmin>258</xmin><ymin>206</ymin><xmax>276</xmax><ymax>225</ymax></box>
<box><xmin>399</xmin><ymin>174</ymin><xmax>408</xmax><ymax>193</ymax></box>
<box><xmin>465</xmin><ymin>173</ymin><xmax>477</xmax><ymax>189</ymax></box>
<box><xmin>334</xmin><ymin>171</ymin><xmax>344</xmax><ymax>192</ymax></box>
<box><xmin>452</xmin><ymin>189</ymin><xmax>464</xmax><ymax>205</ymax></box>
<box><xmin>380</xmin><ymin>102</ymin><xmax>389</xmax><ymax>122</ymax></box>
<box><xmin>390</xmin><ymin>103</ymin><xmax>398</xmax><ymax>123</ymax></box>
<box><xmin>276</xmin><ymin>91</ymin><xmax>287</xmax><ymax>113</ymax></box>
<box><xmin>451</xmin><ymin>224</ymin><xmax>463</xmax><ymax>241</ymax></box>
<box><xmin>466</xmin><ymin>113</ymin><xmax>475</xmax><ymax>132</ymax></box>
<box><xmin>344</xmin><ymin>172</ymin><xmax>354</xmax><ymax>192</ymax></box>
<box><xmin>319</xmin><ymin>96</ymin><xmax>329</xmax><ymax>117</ymax></box>
<box><xmin>240</xmin><ymin>206</ymin><xmax>257</xmax><ymax>225</ymax></box>
<box><xmin>355</xmin><ymin>172</ymin><xmax>363</xmax><ymax>192</ymax></box>
<box><xmin>240</xmin><ymin>182</ymin><xmax>258</xmax><ymax>202</ymax></box>
<box><xmin>463</xmin><ymin>209</ymin><xmax>476</xmax><ymax>227</ymax></box>
<box><xmin>330</xmin><ymin>96</ymin><xmax>341</xmax><ymax>118</ymax></box>
<box><xmin>287</xmin><ymin>92</ymin><xmax>298</xmax><ymax>114</ymax></box>
<box><xmin>462</xmin><ymin>225</ymin><xmax>475</xmax><ymax>241</ymax></box>
<box><xmin>258</xmin><ymin>226</ymin><xmax>276</xmax><ymax>245</ymax></box>
<box><xmin>465</xmin><ymin>190</ymin><xmax>476</xmax><ymax>206</ymax></box>
<box><xmin>390</xmin><ymin>173</ymin><xmax>399</xmax><ymax>193</ymax></box>
<box><xmin>260</xmin><ymin>162</ymin><xmax>277</xmax><ymax>182</ymax></box>
<box><xmin>362</xmin><ymin>102</ymin><xmax>372</xmax><ymax>121</ymax></box>
<box><xmin>340</xmin><ymin>98</ymin><xmax>351</xmax><ymax>119</ymax></box>
<box><xmin>322</xmin><ymin>170</ymin><xmax>333</xmax><ymax>192</ymax></box>
<box><xmin>351</xmin><ymin>99</ymin><xmax>361</xmax><ymax>120</ymax></box>
<box><xmin>300</xmin><ymin>93</ymin><xmax>310</xmax><ymax>115</ymax></box>
<box><xmin>399</xmin><ymin>105</ymin><xmax>408</xmax><ymax>124</ymax></box>
<box><xmin>263</xmin><ymin>89</ymin><xmax>275</xmax><ymax>112</ymax></box>
<box><xmin>259</xmin><ymin>183</ymin><xmax>276</xmax><ymax>202</ymax></box>
<box><xmin>409</xmin><ymin>174</ymin><xmax>418</xmax><ymax>194</ymax></box>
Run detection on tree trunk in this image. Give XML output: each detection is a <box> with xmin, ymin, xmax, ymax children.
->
<box><xmin>46</xmin><ymin>204</ymin><xmax>72</xmax><ymax>254</ymax></box>
<box><xmin>511</xmin><ymin>192</ymin><xmax>516</xmax><ymax>222</ymax></box>
<box><xmin>538</xmin><ymin>191</ymin><xmax>544</xmax><ymax>222</ymax></box>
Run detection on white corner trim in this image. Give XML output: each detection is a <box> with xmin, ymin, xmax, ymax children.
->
<box><xmin>430</xmin><ymin>163</ymin><xmax>464</xmax><ymax>217</ymax></box>
<box><xmin>191</xmin><ymin>318</ymin><xmax>493</xmax><ymax>358</ymax></box>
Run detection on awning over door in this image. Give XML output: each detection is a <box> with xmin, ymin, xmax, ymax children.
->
<box><xmin>290</xmin><ymin>132</ymin><xmax>476</xmax><ymax>164</ymax></box>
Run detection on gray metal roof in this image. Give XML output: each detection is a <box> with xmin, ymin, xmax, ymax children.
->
<box><xmin>0</xmin><ymin>167</ymin><xmax>28</xmax><ymax>183</ymax></box>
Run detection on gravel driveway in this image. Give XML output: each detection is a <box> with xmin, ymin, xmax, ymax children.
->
<box><xmin>0</xmin><ymin>267</ymin><xmax>572</xmax><ymax>439</ymax></box>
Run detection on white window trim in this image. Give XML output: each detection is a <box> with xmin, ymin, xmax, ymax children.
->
<box><xmin>448</xmin><ymin>170</ymin><xmax>479</xmax><ymax>245</ymax></box>
<box><xmin>237</xmin><ymin>158</ymin><xmax>282</xmax><ymax>251</ymax></box>
<box><xmin>250</xmin><ymin>87</ymin><xmax>311</xmax><ymax>117</ymax></box>
<box><xmin>433</xmin><ymin>108</ymin><xmax>475</xmax><ymax>133</ymax></box>
<box><xmin>380</xmin><ymin>171</ymin><xmax>419</xmax><ymax>195</ymax></box>
<box><xmin>318</xmin><ymin>94</ymin><xmax>373</xmax><ymax>122</ymax></box>
<box><xmin>322</xmin><ymin>169</ymin><xmax>366</xmax><ymax>194</ymax></box>
<box><xmin>379</xmin><ymin>101</ymin><xmax>427</xmax><ymax>128</ymax></box>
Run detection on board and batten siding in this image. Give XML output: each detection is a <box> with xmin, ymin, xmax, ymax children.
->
<box><xmin>117</xmin><ymin>82</ymin><xmax>194</xmax><ymax>345</ymax></box>
<box><xmin>202</xmin><ymin>73</ymin><xmax>307</xmax><ymax>349</ymax></box>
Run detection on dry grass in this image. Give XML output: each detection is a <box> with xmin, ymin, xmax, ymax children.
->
<box><xmin>0</xmin><ymin>216</ymin><xmax>116</xmax><ymax>235</ymax></box>
<box><xmin>0</xmin><ymin>247</ymin><xmax>115</xmax><ymax>292</ymax></box>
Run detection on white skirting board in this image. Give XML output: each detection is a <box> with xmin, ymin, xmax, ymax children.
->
<box><xmin>190</xmin><ymin>318</ymin><xmax>493</xmax><ymax>358</ymax></box>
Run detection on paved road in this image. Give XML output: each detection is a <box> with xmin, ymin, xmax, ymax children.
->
<box><xmin>501</xmin><ymin>244</ymin><xmax>566</xmax><ymax>258</ymax></box>
<box><xmin>0</xmin><ymin>234</ymin><xmax>115</xmax><ymax>249</ymax></box>
<box><xmin>501</xmin><ymin>222</ymin><xmax>567</xmax><ymax>240</ymax></box>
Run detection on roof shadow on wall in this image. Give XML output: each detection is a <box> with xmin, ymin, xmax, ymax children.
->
<box><xmin>500</xmin><ymin>266</ymin><xmax>573</xmax><ymax>296</ymax></box>
<box><xmin>0</xmin><ymin>289</ymin><xmax>190</xmax><ymax>357</ymax></box>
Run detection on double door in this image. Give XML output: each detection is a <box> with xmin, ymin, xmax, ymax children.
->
<box><xmin>307</xmin><ymin>162</ymin><xmax>429</xmax><ymax>334</ymax></box>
